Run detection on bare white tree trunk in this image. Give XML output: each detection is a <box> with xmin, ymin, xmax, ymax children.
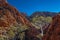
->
<box><xmin>40</xmin><ymin>25</ymin><xmax>43</xmax><ymax>37</ymax></box>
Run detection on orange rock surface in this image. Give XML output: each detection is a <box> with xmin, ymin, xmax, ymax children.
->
<box><xmin>42</xmin><ymin>14</ymin><xmax>60</xmax><ymax>40</ymax></box>
<box><xmin>0</xmin><ymin>0</ymin><xmax>40</xmax><ymax>40</ymax></box>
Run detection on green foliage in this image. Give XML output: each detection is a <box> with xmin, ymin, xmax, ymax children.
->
<box><xmin>7</xmin><ymin>28</ymin><xmax>15</xmax><ymax>38</ymax></box>
<box><xmin>32</xmin><ymin>17</ymin><xmax>38</xmax><ymax>22</ymax></box>
<box><xmin>36</xmin><ymin>34</ymin><xmax>42</xmax><ymax>39</ymax></box>
<box><xmin>0</xmin><ymin>37</ymin><xmax>4</xmax><ymax>40</ymax></box>
<box><xmin>38</xmin><ymin>16</ymin><xmax>45</xmax><ymax>21</ymax></box>
<box><xmin>32</xmin><ymin>16</ymin><xmax>52</xmax><ymax>23</ymax></box>
<box><xmin>17</xmin><ymin>25</ymin><xmax>29</xmax><ymax>32</ymax></box>
<box><xmin>19</xmin><ymin>32</ymin><xmax>25</xmax><ymax>40</ymax></box>
<box><xmin>45</xmin><ymin>16</ymin><xmax>52</xmax><ymax>23</ymax></box>
<box><xmin>32</xmin><ymin>16</ymin><xmax>45</xmax><ymax>22</ymax></box>
<box><xmin>0</xmin><ymin>36</ymin><xmax>7</xmax><ymax>40</ymax></box>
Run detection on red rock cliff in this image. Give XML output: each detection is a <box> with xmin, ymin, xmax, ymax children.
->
<box><xmin>0</xmin><ymin>0</ymin><xmax>41</xmax><ymax>40</ymax></box>
<box><xmin>42</xmin><ymin>14</ymin><xmax>60</xmax><ymax>40</ymax></box>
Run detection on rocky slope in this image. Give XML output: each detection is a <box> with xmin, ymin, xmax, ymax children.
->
<box><xmin>42</xmin><ymin>14</ymin><xmax>60</xmax><ymax>40</ymax></box>
<box><xmin>0</xmin><ymin>0</ymin><xmax>59</xmax><ymax>40</ymax></box>
<box><xmin>0</xmin><ymin>0</ymin><xmax>41</xmax><ymax>40</ymax></box>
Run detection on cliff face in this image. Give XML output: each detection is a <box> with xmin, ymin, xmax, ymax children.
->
<box><xmin>0</xmin><ymin>0</ymin><xmax>38</xmax><ymax>28</ymax></box>
<box><xmin>0</xmin><ymin>0</ymin><xmax>41</xmax><ymax>40</ymax></box>
<box><xmin>0</xmin><ymin>0</ymin><xmax>30</xmax><ymax>27</ymax></box>
<box><xmin>42</xmin><ymin>14</ymin><xmax>60</xmax><ymax>40</ymax></box>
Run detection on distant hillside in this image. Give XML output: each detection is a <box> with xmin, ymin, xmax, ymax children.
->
<box><xmin>30</xmin><ymin>11</ymin><xmax>58</xmax><ymax>18</ymax></box>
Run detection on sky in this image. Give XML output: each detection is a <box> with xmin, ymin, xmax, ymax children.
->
<box><xmin>7</xmin><ymin>0</ymin><xmax>60</xmax><ymax>16</ymax></box>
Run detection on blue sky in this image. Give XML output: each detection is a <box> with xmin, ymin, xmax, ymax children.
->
<box><xmin>8</xmin><ymin>0</ymin><xmax>60</xmax><ymax>16</ymax></box>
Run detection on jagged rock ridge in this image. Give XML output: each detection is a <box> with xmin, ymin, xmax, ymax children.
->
<box><xmin>30</xmin><ymin>11</ymin><xmax>58</xmax><ymax>19</ymax></box>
